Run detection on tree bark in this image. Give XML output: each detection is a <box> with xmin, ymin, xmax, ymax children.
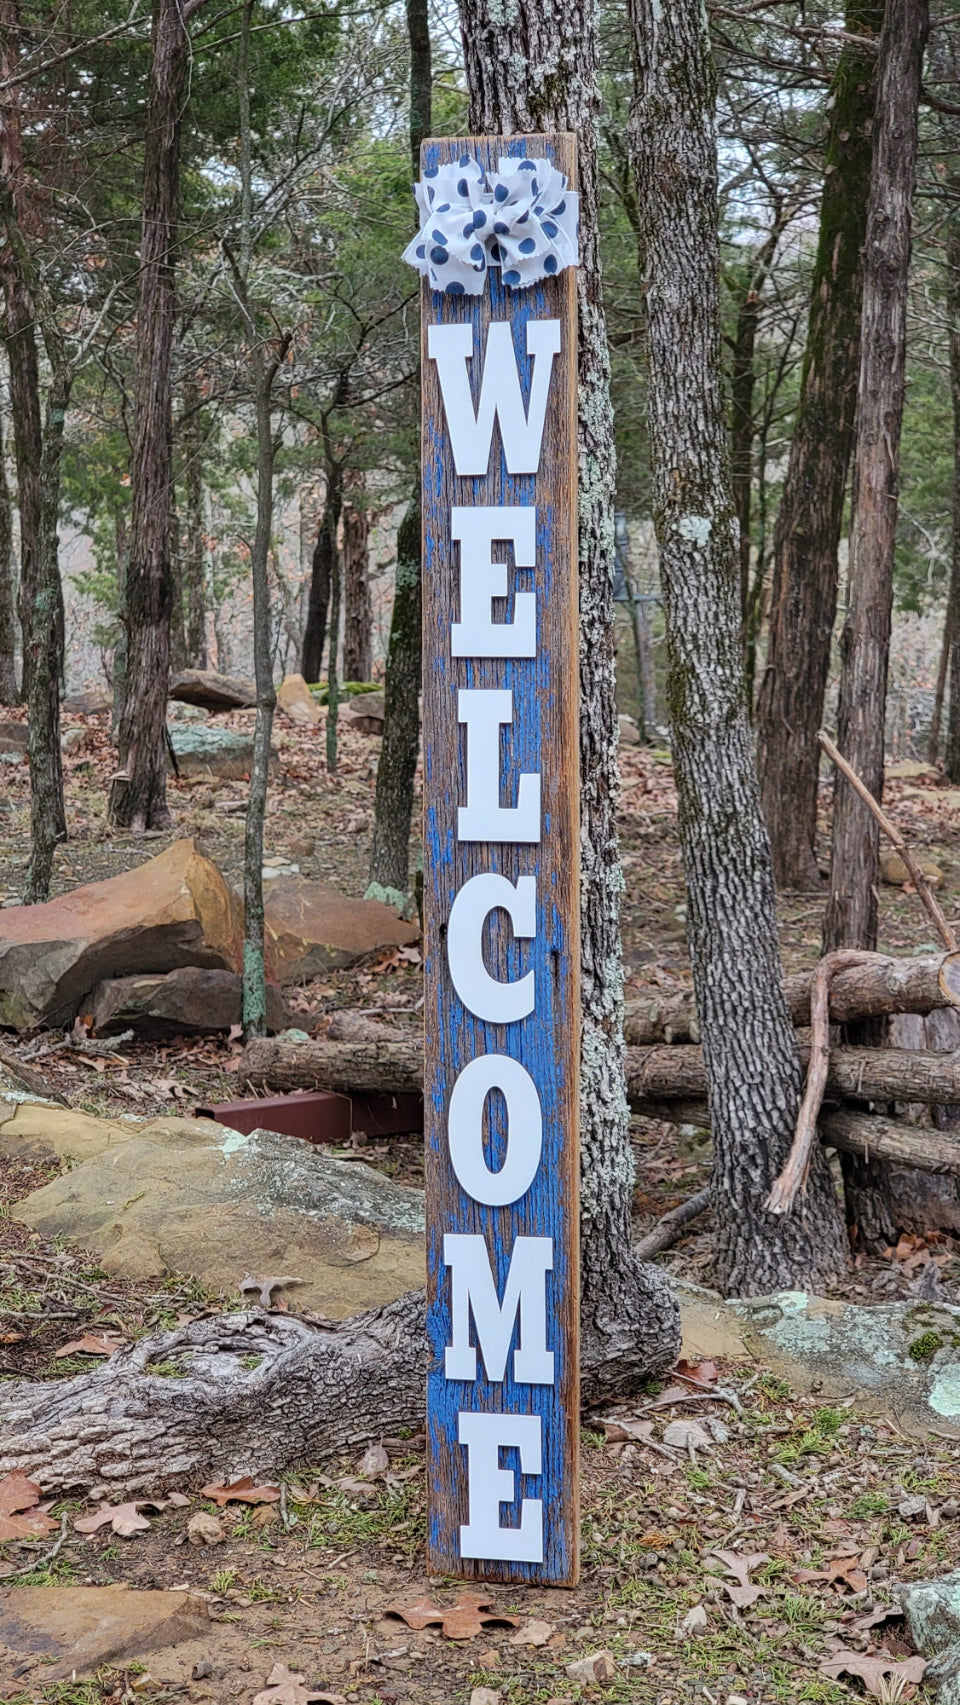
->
<box><xmin>367</xmin><ymin>494</ymin><xmax>421</xmax><ymax>901</ymax></box>
<box><xmin>300</xmin><ymin>467</ymin><xmax>341</xmax><ymax>685</ymax></box>
<box><xmin>755</xmin><ymin>1</ymin><xmax>883</xmax><ymax>890</ymax></box>
<box><xmin>342</xmin><ymin>486</ymin><xmax>372</xmax><ymax>683</ymax></box>
<box><xmin>367</xmin><ymin>0</ymin><xmax>432</xmax><ymax>902</ymax></box>
<box><xmin>727</xmin><ymin>218</ymin><xmax>781</xmax><ymax>626</ymax></box>
<box><xmin>456</xmin><ymin>0</ymin><xmax>679</xmax><ymax>1374</ymax></box>
<box><xmin>625</xmin><ymin>952</ymin><xmax>960</xmax><ymax>1044</ymax></box>
<box><xmin>0</xmin><ymin>372</ymin><xmax>19</xmax><ymax>703</ymax></box>
<box><xmin>325</xmin><ymin>484</ymin><xmax>342</xmax><ymax>774</ymax></box>
<box><xmin>823</xmin><ymin>0</ymin><xmax>928</xmax><ymax>953</ymax></box>
<box><xmin>945</xmin><ymin>210</ymin><xmax>960</xmax><ymax>784</ymax></box>
<box><xmin>110</xmin><ymin>0</ymin><xmax>205</xmax><ymax>832</ymax></box>
<box><xmin>180</xmin><ymin>377</ymin><xmax>208</xmax><ymax>670</ymax></box>
<box><xmin>629</xmin><ymin>0</ymin><xmax>848</xmax><ymax>1295</ymax></box>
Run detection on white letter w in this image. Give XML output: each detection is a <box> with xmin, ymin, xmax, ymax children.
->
<box><xmin>427</xmin><ymin>321</ymin><xmax>560</xmax><ymax>477</ymax></box>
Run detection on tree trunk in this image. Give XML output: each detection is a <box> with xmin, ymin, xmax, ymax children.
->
<box><xmin>301</xmin><ymin>462</ymin><xmax>342</xmax><ymax>685</ymax></box>
<box><xmin>325</xmin><ymin>489</ymin><xmax>342</xmax><ymax>774</ymax></box>
<box><xmin>455</xmin><ymin>0</ymin><xmax>679</xmax><ymax>1372</ymax></box>
<box><xmin>755</xmin><ymin>1</ymin><xmax>883</xmax><ymax>891</ymax></box>
<box><xmin>727</xmin><ymin>221</ymin><xmax>781</xmax><ymax>626</ymax></box>
<box><xmin>944</xmin><ymin>212</ymin><xmax>960</xmax><ymax>784</ymax></box>
<box><xmin>179</xmin><ymin>376</ymin><xmax>208</xmax><ymax>670</ymax></box>
<box><xmin>110</xmin><ymin>0</ymin><xmax>200</xmax><ymax>832</ymax></box>
<box><xmin>342</xmin><ymin>488</ymin><xmax>372</xmax><ymax>683</ymax></box>
<box><xmin>824</xmin><ymin>0</ymin><xmax>927</xmax><ymax>952</ymax></box>
<box><xmin>0</xmin><ymin>384</ymin><xmax>19</xmax><ymax>703</ymax></box>
<box><xmin>629</xmin><ymin>0</ymin><xmax>848</xmax><ymax>1294</ymax></box>
<box><xmin>367</xmin><ymin>496</ymin><xmax>421</xmax><ymax>902</ymax></box>
<box><xmin>367</xmin><ymin>0</ymin><xmax>432</xmax><ymax>902</ymax></box>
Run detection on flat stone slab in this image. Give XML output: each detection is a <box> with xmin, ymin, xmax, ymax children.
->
<box><xmin>168</xmin><ymin>724</ymin><xmax>279</xmax><ymax>780</ymax></box>
<box><xmin>677</xmin><ymin>1281</ymin><xmax>960</xmax><ymax>1434</ymax></box>
<box><xmin>86</xmin><ymin>966</ymin><xmax>286</xmax><ymax>1037</ymax></box>
<box><xmin>13</xmin><ymin>1116</ymin><xmax>425</xmax><ymax>1317</ymax></box>
<box><xmin>169</xmin><ymin>668</ymin><xmax>257</xmax><ymax>711</ymax></box>
<box><xmin>0</xmin><ymin>1585</ymin><xmax>209</xmax><ymax>1682</ymax></box>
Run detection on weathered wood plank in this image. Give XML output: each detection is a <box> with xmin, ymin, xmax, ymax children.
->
<box><xmin>421</xmin><ymin>132</ymin><xmax>580</xmax><ymax>1585</ymax></box>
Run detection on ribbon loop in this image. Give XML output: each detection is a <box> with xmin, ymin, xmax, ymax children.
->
<box><xmin>402</xmin><ymin>154</ymin><xmax>580</xmax><ymax>295</ymax></box>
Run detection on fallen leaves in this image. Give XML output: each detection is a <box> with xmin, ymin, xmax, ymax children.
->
<box><xmin>75</xmin><ymin>1499</ymin><xmax>159</xmax><ymax>1537</ymax></box>
<box><xmin>384</xmin><ymin>1591</ymin><xmax>520</xmax><ymax>1641</ymax></box>
<box><xmin>0</xmin><ymin>1472</ymin><xmax>57</xmax><ymax>1542</ymax></box>
<box><xmin>200</xmin><ymin>1476</ymin><xmax>281</xmax><ymax>1506</ymax></box>
<box><xmin>252</xmin><ymin>1662</ymin><xmax>344</xmax><ymax>1705</ymax></box>
<box><xmin>795</xmin><ymin>1545</ymin><xmax>870</xmax><ymax>1595</ymax></box>
<box><xmin>55</xmin><ymin>1331</ymin><xmax>125</xmax><ymax>1357</ymax></box>
<box><xmin>819</xmin><ymin>1648</ymin><xmax>926</xmax><ymax>1698</ymax></box>
<box><xmin>705</xmin><ymin>1549</ymin><xmax>769</xmax><ymax>1609</ymax></box>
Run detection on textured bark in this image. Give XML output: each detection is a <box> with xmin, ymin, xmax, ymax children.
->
<box><xmin>110</xmin><ymin>0</ymin><xmax>203</xmax><ymax>832</ymax></box>
<box><xmin>945</xmin><ymin>213</ymin><xmax>960</xmax><ymax>784</ymax></box>
<box><xmin>755</xmin><ymin>1</ymin><xmax>883</xmax><ymax>890</ymax></box>
<box><xmin>456</xmin><ymin>0</ymin><xmax>679</xmax><ymax>1374</ymax></box>
<box><xmin>824</xmin><ymin>0</ymin><xmax>928</xmax><ymax>952</ymax></box>
<box><xmin>625</xmin><ymin>953</ymin><xmax>960</xmax><ymax>1045</ymax></box>
<box><xmin>180</xmin><ymin>379</ymin><xmax>208</xmax><ymax>670</ymax></box>
<box><xmin>727</xmin><ymin>222</ymin><xmax>781</xmax><ymax>623</ymax></box>
<box><xmin>629</xmin><ymin>0</ymin><xmax>847</xmax><ymax>1294</ymax></box>
<box><xmin>300</xmin><ymin>468</ymin><xmax>341</xmax><ymax>685</ymax></box>
<box><xmin>0</xmin><ymin>379</ymin><xmax>18</xmax><ymax>703</ymax></box>
<box><xmin>342</xmin><ymin>491</ymin><xmax>372</xmax><ymax>683</ymax></box>
<box><xmin>367</xmin><ymin>495</ymin><xmax>421</xmax><ymax>898</ymax></box>
<box><xmin>325</xmin><ymin>488</ymin><xmax>342</xmax><ymax>775</ymax></box>
<box><xmin>367</xmin><ymin>0</ymin><xmax>432</xmax><ymax>899</ymax></box>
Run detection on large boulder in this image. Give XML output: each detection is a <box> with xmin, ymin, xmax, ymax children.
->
<box><xmin>340</xmin><ymin>690</ymin><xmax>384</xmax><ymax>735</ymax></box>
<box><xmin>62</xmin><ymin>688</ymin><xmax>112</xmax><ymax>716</ymax></box>
<box><xmin>168</xmin><ymin>668</ymin><xmax>257</xmax><ymax>712</ymax></box>
<box><xmin>13</xmin><ymin>1115</ymin><xmax>425</xmax><ymax>1317</ymax></box>
<box><xmin>0</xmin><ymin>839</ymin><xmax>242</xmax><ymax>1029</ymax></box>
<box><xmin>276</xmin><ymin>672</ymin><xmax>322</xmax><ymax>727</ymax></box>
<box><xmin>86</xmin><ymin>967</ymin><xmax>286</xmax><ymax>1038</ymax></box>
<box><xmin>0</xmin><ymin>1585</ymin><xmax>209</xmax><ymax>1684</ymax></box>
<box><xmin>264</xmin><ymin>878</ymin><xmax>419</xmax><ymax>984</ymax></box>
<box><xmin>168</xmin><ymin>724</ymin><xmax>278</xmax><ymax>780</ymax></box>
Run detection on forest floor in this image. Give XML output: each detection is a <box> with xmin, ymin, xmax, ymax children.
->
<box><xmin>1</xmin><ymin>706</ymin><xmax>960</xmax><ymax>1701</ymax></box>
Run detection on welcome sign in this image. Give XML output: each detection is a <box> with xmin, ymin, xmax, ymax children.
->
<box><xmin>412</xmin><ymin>133</ymin><xmax>580</xmax><ymax>1585</ymax></box>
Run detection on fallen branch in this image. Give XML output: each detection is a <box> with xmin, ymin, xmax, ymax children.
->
<box><xmin>819</xmin><ymin>729</ymin><xmax>959</xmax><ymax>951</ymax></box>
<box><xmin>766</xmin><ymin>951</ymin><xmax>878</xmax><ymax>1215</ymax></box>
<box><xmin>634</xmin><ymin>1187</ymin><xmax>712</xmax><ymax>1258</ymax></box>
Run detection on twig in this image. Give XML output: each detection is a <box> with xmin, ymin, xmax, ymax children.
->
<box><xmin>766</xmin><ymin>949</ymin><xmax>878</xmax><ymax>1215</ymax></box>
<box><xmin>634</xmin><ymin>1187</ymin><xmax>712</xmax><ymax>1259</ymax></box>
<box><xmin>818</xmin><ymin>730</ymin><xmax>958</xmax><ymax>950</ymax></box>
<box><xmin>5</xmin><ymin>1513</ymin><xmax>69</xmax><ymax>1577</ymax></box>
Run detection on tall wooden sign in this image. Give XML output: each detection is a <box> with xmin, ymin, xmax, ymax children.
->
<box><xmin>420</xmin><ymin>134</ymin><xmax>580</xmax><ymax>1586</ymax></box>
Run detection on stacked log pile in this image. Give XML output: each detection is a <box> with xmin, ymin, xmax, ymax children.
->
<box><xmin>239</xmin><ymin>951</ymin><xmax>960</xmax><ymax>1185</ymax></box>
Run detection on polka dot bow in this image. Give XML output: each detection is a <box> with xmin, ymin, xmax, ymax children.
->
<box><xmin>402</xmin><ymin>154</ymin><xmax>580</xmax><ymax>296</ymax></box>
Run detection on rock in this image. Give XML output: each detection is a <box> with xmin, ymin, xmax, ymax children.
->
<box><xmin>899</xmin><ymin>1494</ymin><xmax>929</xmax><ymax>1521</ymax></box>
<box><xmin>169</xmin><ymin>669</ymin><xmax>257</xmax><ymax>712</ymax></box>
<box><xmin>341</xmin><ymin>691</ymin><xmax>384</xmax><ymax>735</ymax></box>
<box><xmin>880</xmin><ymin>850</ymin><xmax>944</xmax><ymax>889</ymax></box>
<box><xmin>901</xmin><ymin>1571</ymin><xmax>960</xmax><ymax>1701</ymax></box>
<box><xmin>618</xmin><ymin>714</ymin><xmax>641</xmax><ymax>746</ymax></box>
<box><xmin>85</xmin><ymin>967</ymin><xmax>286</xmax><ymax>1038</ymax></box>
<box><xmin>188</xmin><ymin>1511</ymin><xmax>225</xmax><ymax>1546</ymax></box>
<box><xmin>287</xmin><ymin>835</ymin><xmax>315</xmax><ymax>861</ymax></box>
<box><xmin>63</xmin><ymin>687</ymin><xmax>113</xmax><ymax>715</ymax></box>
<box><xmin>264</xmin><ymin>878</ymin><xmax>420</xmax><ymax>985</ymax></box>
<box><xmin>565</xmin><ymin>1652</ymin><xmax>617</xmax><ymax>1686</ymax></box>
<box><xmin>61</xmin><ymin>725</ymin><xmax>91</xmax><ymax>755</ymax></box>
<box><xmin>926</xmin><ymin>1644</ymin><xmax>960</xmax><ymax>1703</ymax></box>
<box><xmin>168</xmin><ymin>725</ymin><xmax>279</xmax><ymax>781</ymax></box>
<box><xmin>0</xmin><ymin>838</ymin><xmax>242</xmax><ymax>1029</ymax></box>
<box><xmin>13</xmin><ymin>1117</ymin><xmax>425</xmax><ymax>1318</ymax></box>
<box><xmin>887</xmin><ymin>760</ymin><xmax>939</xmax><ymax>781</ymax></box>
<box><xmin>0</xmin><ymin>720</ymin><xmax>27</xmax><ymax>757</ymax></box>
<box><xmin>0</xmin><ymin>1044</ymin><xmax>66</xmax><ymax>1107</ymax></box>
<box><xmin>0</xmin><ymin>1585</ymin><xmax>209</xmax><ymax>1682</ymax></box>
<box><xmin>277</xmin><ymin>673</ymin><xmax>322</xmax><ymax>727</ymax></box>
<box><xmin>675</xmin><ymin>1280</ymin><xmax>960</xmax><ymax>1434</ymax></box>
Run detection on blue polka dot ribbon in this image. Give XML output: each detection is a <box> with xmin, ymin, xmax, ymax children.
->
<box><xmin>402</xmin><ymin>154</ymin><xmax>580</xmax><ymax>295</ymax></box>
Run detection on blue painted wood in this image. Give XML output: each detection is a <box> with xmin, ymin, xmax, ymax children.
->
<box><xmin>421</xmin><ymin>132</ymin><xmax>580</xmax><ymax>1586</ymax></box>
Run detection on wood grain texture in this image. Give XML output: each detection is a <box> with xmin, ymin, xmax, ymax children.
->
<box><xmin>421</xmin><ymin>132</ymin><xmax>580</xmax><ymax>1585</ymax></box>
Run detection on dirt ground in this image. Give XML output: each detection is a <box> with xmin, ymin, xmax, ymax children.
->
<box><xmin>2</xmin><ymin>705</ymin><xmax>960</xmax><ymax>1700</ymax></box>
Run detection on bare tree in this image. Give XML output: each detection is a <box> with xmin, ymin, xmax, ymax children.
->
<box><xmin>629</xmin><ymin>0</ymin><xmax>848</xmax><ymax>1292</ymax></box>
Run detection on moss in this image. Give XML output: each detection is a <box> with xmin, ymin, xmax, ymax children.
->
<box><xmin>909</xmin><ymin>1329</ymin><xmax>946</xmax><ymax>1363</ymax></box>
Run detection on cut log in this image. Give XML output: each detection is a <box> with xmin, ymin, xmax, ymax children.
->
<box><xmin>243</xmin><ymin>1032</ymin><xmax>960</xmax><ymax>1109</ymax></box>
<box><xmin>633</xmin><ymin>1187</ymin><xmax>712</xmax><ymax>1258</ymax></box>
<box><xmin>624</xmin><ymin>952</ymin><xmax>960</xmax><ymax>1045</ymax></box>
